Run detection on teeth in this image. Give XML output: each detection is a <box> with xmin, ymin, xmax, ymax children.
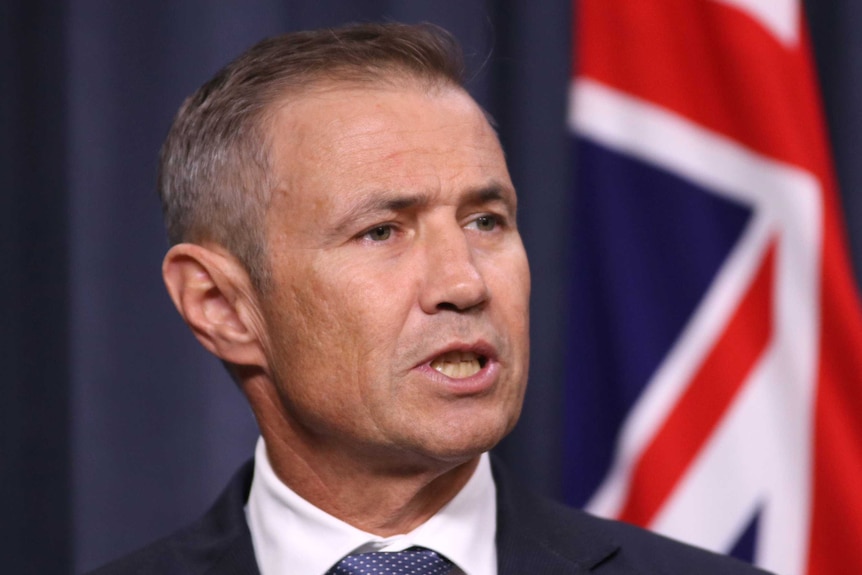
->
<box><xmin>430</xmin><ymin>351</ymin><xmax>483</xmax><ymax>378</ymax></box>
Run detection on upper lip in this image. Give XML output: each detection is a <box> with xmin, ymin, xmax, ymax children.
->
<box><xmin>416</xmin><ymin>339</ymin><xmax>498</xmax><ymax>368</ymax></box>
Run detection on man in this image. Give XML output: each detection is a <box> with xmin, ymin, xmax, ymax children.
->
<box><xmin>90</xmin><ymin>22</ymin><xmax>771</xmax><ymax>575</ymax></box>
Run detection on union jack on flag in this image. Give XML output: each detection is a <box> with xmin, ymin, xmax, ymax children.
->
<box><xmin>565</xmin><ymin>1</ymin><xmax>862</xmax><ymax>574</ymax></box>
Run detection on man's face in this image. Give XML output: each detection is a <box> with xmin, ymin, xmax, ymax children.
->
<box><xmin>255</xmin><ymin>82</ymin><xmax>530</xmax><ymax>469</ymax></box>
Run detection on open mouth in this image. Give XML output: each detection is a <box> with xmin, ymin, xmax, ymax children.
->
<box><xmin>430</xmin><ymin>351</ymin><xmax>488</xmax><ymax>379</ymax></box>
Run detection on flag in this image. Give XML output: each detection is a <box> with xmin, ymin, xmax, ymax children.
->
<box><xmin>566</xmin><ymin>1</ymin><xmax>862</xmax><ymax>573</ymax></box>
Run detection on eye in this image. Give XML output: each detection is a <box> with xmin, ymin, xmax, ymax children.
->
<box><xmin>363</xmin><ymin>225</ymin><xmax>392</xmax><ymax>242</ymax></box>
<box><xmin>469</xmin><ymin>215</ymin><xmax>499</xmax><ymax>232</ymax></box>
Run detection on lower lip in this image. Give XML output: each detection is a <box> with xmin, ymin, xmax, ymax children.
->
<box><xmin>415</xmin><ymin>359</ymin><xmax>500</xmax><ymax>396</ymax></box>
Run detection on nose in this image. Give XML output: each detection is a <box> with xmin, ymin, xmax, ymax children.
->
<box><xmin>419</xmin><ymin>225</ymin><xmax>490</xmax><ymax>314</ymax></box>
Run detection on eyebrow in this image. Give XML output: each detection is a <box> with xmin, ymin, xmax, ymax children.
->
<box><xmin>332</xmin><ymin>181</ymin><xmax>516</xmax><ymax>234</ymax></box>
<box><xmin>330</xmin><ymin>193</ymin><xmax>428</xmax><ymax>235</ymax></box>
<box><xmin>457</xmin><ymin>183</ymin><xmax>519</xmax><ymax>218</ymax></box>
<box><xmin>464</xmin><ymin>184</ymin><xmax>514</xmax><ymax>209</ymax></box>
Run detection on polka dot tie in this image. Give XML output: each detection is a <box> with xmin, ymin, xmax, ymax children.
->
<box><xmin>326</xmin><ymin>546</ymin><xmax>455</xmax><ymax>575</ymax></box>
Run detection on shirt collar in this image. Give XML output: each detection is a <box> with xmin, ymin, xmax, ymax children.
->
<box><xmin>246</xmin><ymin>437</ymin><xmax>497</xmax><ymax>575</ymax></box>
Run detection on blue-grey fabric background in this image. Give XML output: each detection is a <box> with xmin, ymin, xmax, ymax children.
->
<box><xmin>2</xmin><ymin>1</ymin><xmax>859</xmax><ymax>573</ymax></box>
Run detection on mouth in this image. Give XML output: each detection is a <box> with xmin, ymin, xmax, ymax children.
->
<box><xmin>429</xmin><ymin>350</ymin><xmax>489</xmax><ymax>379</ymax></box>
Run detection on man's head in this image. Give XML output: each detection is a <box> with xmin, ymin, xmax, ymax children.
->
<box><xmin>160</xmin><ymin>23</ymin><xmax>530</xmax><ymax>478</ymax></box>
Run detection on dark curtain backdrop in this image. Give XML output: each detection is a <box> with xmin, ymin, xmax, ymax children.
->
<box><xmin>2</xmin><ymin>1</ymin><xmax>859</xmax><ymax>573</ymax></box>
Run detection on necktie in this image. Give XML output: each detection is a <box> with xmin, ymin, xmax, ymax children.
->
<box><xmin>326</xmin><ymin>546</ymin><xmax>455</xmax><ymax>575</ymax></box>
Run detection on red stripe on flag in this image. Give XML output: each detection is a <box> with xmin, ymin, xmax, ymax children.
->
<box><xmin>617</xmin><ymin>242</ymin><xmax>776</xmax><ymax>526</ymax></box>
<box><xmin>577</xmin><ymin>0</ymin><xmax>823</xmax><ymax>178</ymax></box>
<box><xmin>808</xmin><ymin>232</ymin><xmax>862</xmax><ymax>573</ymax></box>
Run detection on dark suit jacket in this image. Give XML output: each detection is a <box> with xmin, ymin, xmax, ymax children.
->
<box><xmin>87</xmin><ymin>459</ymin><xmax>773</xmax><ymax>574</ymax></box>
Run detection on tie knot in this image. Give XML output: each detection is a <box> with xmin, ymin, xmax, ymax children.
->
<box><xmin>326</xmin><ymin>546</ymin><xmax>455</xmax><ymax>575</ymax></box>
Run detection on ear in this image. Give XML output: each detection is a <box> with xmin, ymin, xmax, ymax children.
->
<box><xmin>162</xmin><ymin>243</ymin><xmax>268</xmax><ymax>369</ymax></box>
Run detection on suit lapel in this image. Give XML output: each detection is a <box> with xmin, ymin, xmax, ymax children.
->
<box><xmin>187</xmin><ymin>461</ymin><xmax>261</xmax><ymax>575</ymax></box>
<box><xmin>491</xmin><ymin>457</ymin><xmax>622</xmax><ymax>574</ymax></box>
<box><xmin>202</xmin><ymin>539</ymin><xmax>260</xmax><ymax>575</ymax></box>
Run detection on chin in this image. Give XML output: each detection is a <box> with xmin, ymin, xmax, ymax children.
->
<box><xmin>414</xmin><ymin>420</ymin><xmax>514</xmax><ymax>464</ymax></box>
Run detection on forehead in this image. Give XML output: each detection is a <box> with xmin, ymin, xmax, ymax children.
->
<box><xmin>265</xmin><ymin>82</ymin><xmax>512</xmax><ymax>214</ymax></box>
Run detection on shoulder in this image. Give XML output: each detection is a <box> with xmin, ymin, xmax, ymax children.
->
<box><xmin>577</xmin><ymin>510</ymin><xmax>772</xmax><ymax>574</ymax></box>
<box><xmin>490</xmin><ymin>456</ymin><xmax>772</xmax><ymax>574</ymax></box>
<box><xmin>85</xmin><ymin>461</ymin><xmax>258</xmax><ymax>575</ymax></box>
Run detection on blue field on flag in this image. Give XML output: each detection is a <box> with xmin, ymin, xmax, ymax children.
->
<box><xmin>563</xmin><ymin>138</ymin><xmax>752</xmax><ymax>508</ymax></box>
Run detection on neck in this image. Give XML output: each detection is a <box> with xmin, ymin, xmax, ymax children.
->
<box><xmin>262</xmin><ymin>427</ymin><xmax>480</xmax><ymax>536</ymax></box>
<box><xmin>247</xmin><ymin>378</ymin><xmax>481</xmax><ymax>536</ymax></box>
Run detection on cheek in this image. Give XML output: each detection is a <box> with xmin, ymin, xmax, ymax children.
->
<box><xmin>271</xmin><ymin>264</ymin><xmax>408</xmax><ymax>382</ymax></box>
<box><xmin>275</xmin><ymin>270</ymin><xmax>416</xmax><ymax>430</ymax></box>
<box><xmin>262</xmin><ymin>280</ymin><xmax>370</xmax><ymax>429</ymax></box>
<box><xmin>330</xmin><ymin>255</ymin><xmax>417</xmax><ymax>329</ymax></box>
<box><xmin>486</xmin><ymin>249</ymin><xmax>531</xmax><ymax>312</ymax></box>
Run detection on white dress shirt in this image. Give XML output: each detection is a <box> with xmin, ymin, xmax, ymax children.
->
<box><xmin>246</xmin><ymin>437</ymin><xmax>498</xmax><ymax>575</ymax></box>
